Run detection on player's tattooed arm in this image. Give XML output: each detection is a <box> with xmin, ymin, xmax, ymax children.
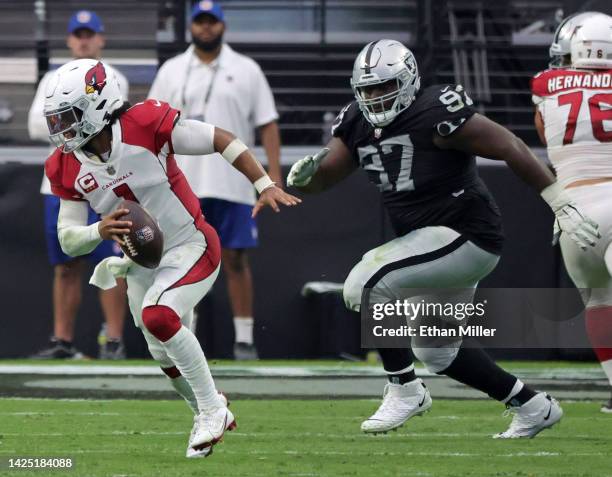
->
<box><xmin>433</xmin><ymin>113</ymin><xmax>555</xmax><ymax>192</ymax></box>
<box><xmin>288</xmin><ymin>137</ymin><xmax>357</xmax><ymax>193</ymax></box>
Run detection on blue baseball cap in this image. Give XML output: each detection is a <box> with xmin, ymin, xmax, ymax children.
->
<box><xmin>191</xmin><ymin>1</ymin><xmax>224</xmax><ymax>23</ymax></box>
<box><xmin>68</xmin><ymin>10</ymin><xmax>104</xmax><ymax>34</ymax></box>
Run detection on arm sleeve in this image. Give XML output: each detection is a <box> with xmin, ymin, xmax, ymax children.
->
<box><xmin>251</xmin><ymin>63</ymin><xmax>279</xmax><ymax>127</ymax></box>
<box><xmin>57</xmin><ymin>199</ymin><xmax>103</xmax><ymax>257</ymax></box>
<box><xmin>170</xmin><ymin>118</ymin><xmax>216</xmax><ymax>155</ymax></box>
<box><xmin>28</xmin><ymin>73</ymin><xmax>52</xmax><ymax>142</ymax></box>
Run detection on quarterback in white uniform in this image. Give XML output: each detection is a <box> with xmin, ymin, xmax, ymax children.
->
<box><xmin>532</xmin><ymin>13</ymin><xmax>612</xmax><ymax>412</ymax></box>
<box><xmin>43</xmin><ymin>58</ymin><xmax>300</xmax><ymax>456</ymax></box>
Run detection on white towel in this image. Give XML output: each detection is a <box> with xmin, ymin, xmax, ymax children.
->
<box><xmin>89</xmin><ymin>256</ymin><xmax>132</xmax><ymax>290</ymax></box>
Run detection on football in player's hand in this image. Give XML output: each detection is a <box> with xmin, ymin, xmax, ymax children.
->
<box><xmin>117</xmin><ymin>199</ymin><xmax>164</xmax><ymax>269</ymax></box>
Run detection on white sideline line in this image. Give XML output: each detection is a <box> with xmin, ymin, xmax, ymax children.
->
<box><xmin>0</xmin><ymin>365</ymin><xmax>165</xmax><ymax>376</ymax></box>
<box><xmin>0</xmin><ymin>363</ymin><xmax>605</xmax><ymax>379</ymax></box>
<box><xmin>0</xmin><ymin>363</ymin><xmax>401</xmax><ymax>377</ymax></box>
<box><xmin>0</xmin><ymin>411</ymin><xmax>120</xmax><ymax>416</ymax></box>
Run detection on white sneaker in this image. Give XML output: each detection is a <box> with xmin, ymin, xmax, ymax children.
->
<box><xmin>361</xmin><ymin>379</ymin><xmax>432</xmax><ymax>434</ymax></box>
<box><xmin>186</xmin><ymin>392</ymin><xmax>229</xmax><ymax>458</ymax></box>
<box><xmin>494</xmin><ymin>392</ymin><xmax>563</xmax><ymax>439</ymax></box>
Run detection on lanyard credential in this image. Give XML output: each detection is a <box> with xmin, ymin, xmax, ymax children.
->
<box><xmin>180</xmin><ymin>54</ymin><xmax>220</xmax><ymax>122</ymax></box>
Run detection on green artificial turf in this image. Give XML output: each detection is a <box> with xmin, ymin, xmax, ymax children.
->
<box><xmin>0</xmin><ymin>398</ymin><xmax>609</xmax><ymax>477</ymax></box>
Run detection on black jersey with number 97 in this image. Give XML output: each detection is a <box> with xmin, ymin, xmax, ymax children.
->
<box><xmin>332</xmin><ymin>84</ymin><xmax>504</xmax><ymax>254</ymax></box>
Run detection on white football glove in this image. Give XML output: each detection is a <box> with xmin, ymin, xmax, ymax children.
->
<box><xmin>287</xmin><ymin>148</ymin><xmax>330</xmax><ymax>187</ymax></box>
<box><xmin>541</xmin><ymin>182</ymin><xmax>600</xmax><ymax>250</ymax></box>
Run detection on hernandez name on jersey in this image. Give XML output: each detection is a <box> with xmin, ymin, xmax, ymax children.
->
<box><xmin>45</xmin><ymin>100</ymin><xmax>216</xmax><ymax>252</ymax></box>
<box><xmin>333</xmin><ymin>84</ymin><xmax>504</xmax><ymax>254</ymax></box>
<box><xmin>531</xmin><ymin>68</ymin><xmax>612</xmax><ymax>187</ymax></box>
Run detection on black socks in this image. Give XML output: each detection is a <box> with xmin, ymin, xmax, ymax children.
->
<box><xmin>378</xmin><ymin>348</ymin><xmax>417</xmax><ymax>384</ymax></box>
<box><xmin>439</xmin><ymin>346</ymin><xmax>536</xmax><ymax>405</ymax></box>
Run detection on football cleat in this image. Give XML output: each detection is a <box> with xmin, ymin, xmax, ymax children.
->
<box><xmin>186</xmin><ymin>392</ymin><xmax>229</xmax><ymax>458</ymax></box>
<box><xmin>190</xmin><ymin>407</ymin><xmax>236</xmax><ymax>453</ymax></box>
<box><xmin>601</xmin><ymin>390</ymin><xmax>612</xmax><ymax>414</ymax></box>
<box><xmin>494</xmin><ymin>392</ymin><xmax>563</xmax><ymax>439</ymax></box>
<box><xmin>361</xmin><ymin>378</ymin><xmax>432</xmax><ymax>434</ymax></box>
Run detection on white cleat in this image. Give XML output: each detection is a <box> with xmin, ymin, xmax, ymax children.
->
<box><xmin>494</xmin><ymin>392</ymin><xmax>563</xmax><ymax>439</ymax></box>
<box><xmin>361</xmin><ymin>378</ymin><xmax>432</xmax><ymax>434</ymax></box>
<box><xmin>186</xmin><ymin>392</ymin><xmax>229</xmax><ymax>458</ymax></box>
<box><xmin>190</xmin><ymin>406</ymin><xmax>236</xmax><ymax>454</ymax></box>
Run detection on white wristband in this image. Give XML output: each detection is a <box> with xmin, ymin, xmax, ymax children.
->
<box><xmin>221</xmin><ymin>138</ymin><xmax>248</xmax><ymax>164</ymax></box>
<box><xmin>254</xmin><ymin>175</ymin><xmax>275</xmax><ymax>194</ymax></box>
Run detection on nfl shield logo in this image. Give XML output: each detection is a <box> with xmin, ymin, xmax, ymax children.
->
<box><xmin>106</xmin><ymin>165</ymin><xmax>116</xmax><ymax>175</ymax></box>
<box><xmin>135</xmin><ymin>226</ymin><xmax>154</xmax><ymax>245</ymax></box>
<box><xmin>374</xmin><ymin>128</ymin><xmax>382</xmax><ymax>139</ymax></box>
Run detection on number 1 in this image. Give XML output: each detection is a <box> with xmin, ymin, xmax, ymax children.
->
<box><xmin>113</xmin><ymin>183</ymin><xmax>139</xmax><ymax>203</ymax></box>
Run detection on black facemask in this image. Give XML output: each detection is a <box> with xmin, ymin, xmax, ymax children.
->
<box><xmin>193</xmin><ymin>32</ymin><xmax>223</xmax><ymax>53</ymax></box>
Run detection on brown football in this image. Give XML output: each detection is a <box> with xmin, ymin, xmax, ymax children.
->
<box><xmin>117</xmin><ymin>199</ymin><xmax>164</xmax><ymax>269</ymax></box>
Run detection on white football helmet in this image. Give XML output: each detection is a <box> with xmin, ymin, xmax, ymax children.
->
<box><xmin>351</xmin><ymin>39</ymin><xmax>420</xmax><ymax>127</ymax></box>
<box><xmin>570</xmin><ymin>14</ymin><xmax>612</xmax><ymax>69</ymax></box>
<box><xmin>43</xmin><ymin>58</ymin><xmax>123</xmax><ymax>153</ymax></box>
<box><xmin>549</xmin><ymin>11</ymin><xmax>605</xmax><ymax>68</ymax></box>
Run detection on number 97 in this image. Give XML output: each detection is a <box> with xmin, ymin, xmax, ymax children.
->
<box><xmin>439</xmin><ymin>88</ymin><xmax>473</xmax><ymax>112</ymax></box>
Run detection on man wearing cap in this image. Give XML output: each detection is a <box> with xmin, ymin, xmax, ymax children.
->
<box><xmin>148</xmin><ymin>1</ymin><xmax>282</xmax><ymax>360</ymax></box>
<box><xmin>28</xmin><ymin>10</ymin><xmax>130</xmax><ymax>360</ymax></box>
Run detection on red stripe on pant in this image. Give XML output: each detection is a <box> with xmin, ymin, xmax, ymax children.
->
<box><xmin>168</xmin><ymin>222</ymin><xmax>221</xmax><ymax>291</ymax></box>
<box><xmin>585</xmin><ymin>306</ymin><xmax>612</xmax><ymax>362</ymax></box>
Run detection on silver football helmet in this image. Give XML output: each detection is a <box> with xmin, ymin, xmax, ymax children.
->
<box><xmin>351</xmin><ymin>39</ymin><xmax>420</xmax><ymax>127</ymax></box>
<box><xmin>571</xmin><ymin>14</ymin><xmax>612</xmax><ymax>69</ymax></box>
<box><xmin>549</xmin><ymin>11</ymin><xmax>606</xmax><ymax>68</ymax></box>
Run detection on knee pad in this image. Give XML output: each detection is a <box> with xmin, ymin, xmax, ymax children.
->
<box><xmin>413</xmin><ymin>344</ymin><xmax>460</xmax><ymax>374</ymax></box>
<box><xmin>343</xmin><ymin>264</ymin><xmax>366</xmax><ymax>312</ymax></box>
<box><xmin>142</xmin><ymin>305</ymin><xmax>182</xmax><ymax>342</ymax></box>
<box><xmin>343</xmin><ymin>261</ymin><xmax>392</xmax><ymax>312</ymax></box>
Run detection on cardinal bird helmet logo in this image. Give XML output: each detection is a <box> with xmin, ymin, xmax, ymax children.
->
<box><xmin>84</xmin><ymin>61</ymin><xmax>107</xmax><ymax>95</ymax></box>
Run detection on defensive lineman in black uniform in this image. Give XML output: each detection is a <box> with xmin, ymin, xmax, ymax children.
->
<box><xmin>288</xmin><ymin>39</ymin><xmax>600</xmax><ymax>438</ymax></box>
